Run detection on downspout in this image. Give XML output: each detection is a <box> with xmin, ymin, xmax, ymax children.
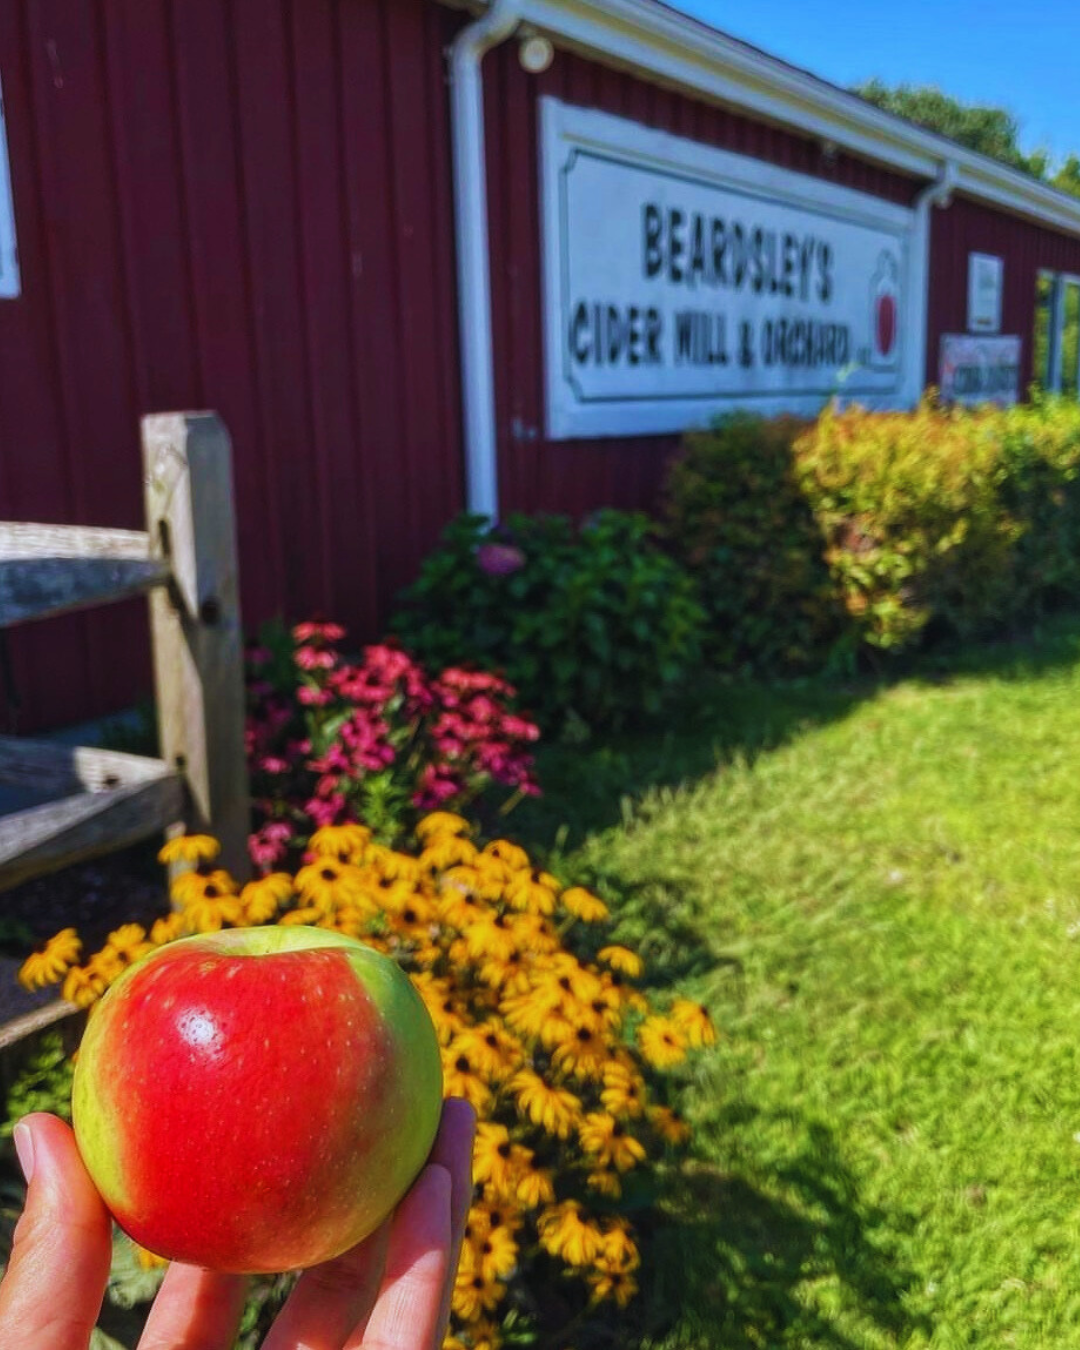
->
<box><xmin>907</xmin><ymin>160</ymin><xmax>957</xmax><ymax>404</ymax></box>
<box><xmin>450</xmin><ymin>0</ymin><xmax>523</xmax><ymax>520</ymax></box>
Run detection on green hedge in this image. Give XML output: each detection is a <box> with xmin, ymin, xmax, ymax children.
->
<box><xmin>663</xmin><ymin>398</ymin><xmax>1080</xmax><ymax>670</ymax></box>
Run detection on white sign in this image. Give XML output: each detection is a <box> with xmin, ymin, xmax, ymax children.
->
<box><xmin>0</xmin><ymin>76</ymin><xmax>18</xmax><ymax>299</ymax></box>
<box><xmin>967</xmin><ymin>253</ymin><xmax>1003</xmax><ymax>334</ymax></box>
<box><xmin>940</xmin><ymin>334</ymin><xmax>1021</xmax><ymax>406</ymax></box>
<box><xmin>540</xmin><ymin>99</ymin><xmax>916</xmax><ymax>439</ymax></box>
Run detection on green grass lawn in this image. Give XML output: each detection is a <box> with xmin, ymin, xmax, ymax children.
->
<box><xmin>512</xmin><ymin>617</ymin><xmax>1080</xmax><ymax>1349</ymax></box>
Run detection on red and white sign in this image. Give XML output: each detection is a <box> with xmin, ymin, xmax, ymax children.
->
<box><xmin>540</xmin><ymin>100</ymin><xmax>917</xmax><ymax>438</ymax></box>
<box><xmin>940</xmin><ymin>334</ymin><xmax>1021</xmax><ymax>406</ymax></box>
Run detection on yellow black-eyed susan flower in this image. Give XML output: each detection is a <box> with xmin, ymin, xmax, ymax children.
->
<box><xmin>416</xmin><ymin>811</ymin><xmax>471</xmax><ymax>841</ymax></box>
<box><xmin>537</xmin><ymin>1201</ymin><xmax>604</xmax><ymax>1267</ymax></box>
<box><xmin>420</xmin><ymin>834</ymin><xmax>479</xmax><ymax>871</ymax></box>
<box><xmin>505</xmin><ymin>869</ymin><xmax>559</xmax><ymax>916</ymax></box>
<box><xmin>62</xmin><ymin>963</ymin><xmax>109</xmax><ymax>1008</ymax></box>
<box><xmin>670</xmin><ymin>997</ymin><xmax>717</xmax><ymax>1047</ymax></box>
<box><xmin>158</xmin><ymin>834</ymin><xmax>221</xmax><ymax>867</ymax></box>
<box><xmin>240</xmin><ymin>872</ymin><xmax>294</xmax><ymax>924</ymax></box>
<box><xmin>638</xmin><ymin>1015</ymin><xmax>689</xmax><ymax>1069</ymax></box>
<box><xmin>560</xmin><ymin>886</ymin><xmax>610</xmax><ymax>923</ymax></box>
<box><xmin>511</xmin><ymin>1070</ymin><xmax>581</xmax><ymax>1139</ymax></box>
<box><xmin>294</xmin><ymin>857</ymin><xmax>366</xmax><ymax>914</ymax></box>
<box><xmin>578</xmin><ymin>1112</ymin><xmax>646</xmax><ymax>1172</ymax></box>
<box><xmin>472</xmin><ymin>1123</ymin><xmax>515</xmax><ymax>1194</ymax></box>
<box><xmin>18</xmin><ymin>928</ymin><xmax>81</xmax><ymax>991</ymax></box>
<box><xmin>552</xmin><ymin>1026</ymin><xmax>611</xmax><ymax>1081</ymax></box>
<box><xmin>600</xmin><ymin>1061</ymin><xmax>647</xmax><ymax>1118</ymax></box>
<box><xmin>587</xmin><ymin>1264</ymin><xmax>639</xmax><ymax>1308</ymax></box>
<box><xmin>104</xmin><ymin>924</ymin><xmax>153</xmax><ymax>965</ymax></box>
<box><xmin>442</xmin><ymin>1042</ymin><xmax>494</xmax><ymax>1114</ymax></box>
<box><xmin>371</xmin><ymin>845</ymin><xmax>425</xmax><ymax>884</ymax></box>
<box><xmin>648</xmin><ymin>1104</ymin><xmax>692</xmax><ymax>1146</ymax></box>
<box><xmin>149</xmin><ymin>913</ymin><xmax>185</xmax><ymax>946</ymax></box>
<box><xmin>464</xmin><ymin>915</ymin><xmax>518</xmax><ymax>965</ymax></box>
<box><xmin>597</xmin><ymin>944</ymin><xmax>643</xmax><ymax>979</ymax></box>
<box><xmin>514</xmin><ymin>1157</ymin><xmax>555</xmax><ymax>1209</ymax></box>
<box><xmin>465</xmin><ymin>1221</ymin><xmax>519</xmax><ymax>1283</ymax></box>
<box><xmin>542</xmin><ymin>953</ymin><xmax>604</xmax><ymax>1005</ymax></box>
<box><xmin>450</xmin><ymin>1264</ymin><xmax>505</xmax><ymax>1322</ymax></box>
<box><xmin>481</xmin><ymin>839</ymin><xmax>530</xmax><ymax>872</ymax></box>
<box><xmin>278</xmin><ymin>905</ymin><xmax>323</xmax><ymax>927</ymax></box>
<box><xmin>171</xmin><ymin>867</ymin><xmax>240</xmax><ymax>907</ymax></box>
<box><xmin>586</xmin><ymin>1167</ymin><xmax>622</xmax><ymax>1199</ymax></box>
<box><xmin>307</xmin><ymin>822</ymin><xmax>371</xmax><ymax>861</ymax></box>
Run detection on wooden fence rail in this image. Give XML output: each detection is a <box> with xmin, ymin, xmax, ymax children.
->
<box><xmin>0</xmin><ymin>411</ymin><xmax>250</xmax><ymax>895</ymax></box>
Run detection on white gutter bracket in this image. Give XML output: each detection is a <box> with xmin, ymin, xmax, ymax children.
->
<box><xmin>904</xmin><ymin>161</ymin><xmax>957</xmax><ymax>405</ymax></box>
<box><xmin>450</xmin><ymin>0</ymin><xmax>523</xmax><ymax>521</ymax></box>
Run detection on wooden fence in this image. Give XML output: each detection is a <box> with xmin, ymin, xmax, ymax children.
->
<box><xmin>0</xmin><ymin>411</ymin><xmax>250</xmax><ymax>900</ymax></box>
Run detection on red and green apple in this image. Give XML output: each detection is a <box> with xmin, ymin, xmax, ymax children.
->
<box><xmin>71</xmin><ymin>925</ymin><xmax>443</xmax><ymax>1274</ymax></box>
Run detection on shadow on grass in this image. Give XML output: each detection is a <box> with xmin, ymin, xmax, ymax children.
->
<box><xmin>623</xmin><ymin>1112</ymin><xmax>931</xmax><ymax>1350</ymax></box>
<box><xmin>504</xmin><ymin>612</ymin><xmax>1080</xmax><ymax>856</ymax></box>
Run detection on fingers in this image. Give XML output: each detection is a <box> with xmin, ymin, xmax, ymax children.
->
<box><xmin>427</xmin><ymin>1098</ymin><xmax>476</xmax><ymax>1344</ymax></box>
<box><xmin>354</xmin><ymin>1097</ymin><xmax>475</xmax><ymax>1350</ymax></box>
<box><xmin>351</xmin><ymin>1163</ymin><xmax>452</xmax><ymax>1350</ymax></box>
<box><xmin>264</xmin><ymin>1098</ymin><xmax>475</xmax><ymax>1350</ymax></box>
<box><xmin>136</xmin><ymin>1262</ymin><xmax>249</xmax><ymax>1350</ymax></box>
<box><xmin>0</xmin><ymin>1113</ymin><xmax>113</xmax><ymax>1350</ymax></box>
<box><xmin>259</xmin><ymin>1222</ymin><xmax>390</xmax><ymax>1350</ymax></box>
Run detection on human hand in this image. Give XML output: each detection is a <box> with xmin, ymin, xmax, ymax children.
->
<box><xmin>0</xmin><ymin>1097</ymin><xmax>475</xmax><ymax>1350</ymax></box>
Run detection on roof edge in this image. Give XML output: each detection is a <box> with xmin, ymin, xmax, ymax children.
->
<box><xmin>449</xmin><ymin>0</ymin><xmax>1080</xmax><ymax>237</ymax></box>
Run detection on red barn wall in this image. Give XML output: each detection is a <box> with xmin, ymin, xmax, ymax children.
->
<box><xmin>6</xmin><ymin>0</ymin><xmax>1080</xmax><ymax>734</ymax></box>
<box><xmin>483</xmin><ymin>42</ymin><xmax>920</xmax><ymax>519</ymax></box>
<box><xmin>926</xmin><ymin>194</ymin><xmax>1080</xmax><ymax>390</ymax></box>
<box><xmin>0</xmin><ymin>0</ymin><xmax>464</xmax><ymax>731</ymax></box>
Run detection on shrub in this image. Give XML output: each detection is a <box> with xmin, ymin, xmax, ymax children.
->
<box><xmin>794</xmin><ymin>399</ymin><xmax>1022</xmax><ymax>653</ymax></box>
<box><xmin>662</xmin><ymin>398</ymin><xmax>1080</xmax><ymax>670</ymax></box>
<box><xmin>662</xmin><ymin>412</ymin><xmax>842</xmax><ymax>671</ymax></box>
<box><xmin>19</xmin><ymin>819</ymin><xmax>715</xmax><ymax>1350</ymax></box>
<box><xmin>392</xmin><ymin>511</ymin><xmax>706</xmax><ymax>735</ymax></box>
<box><xmin>996</xmin><ymin>395</ymin><xmax>1080</xmax><ymax>610</ymax></box>
<box><xmin>246</xmin><ymin>625</ymin><xmax>540</xmax><ymax>868</ymax></box>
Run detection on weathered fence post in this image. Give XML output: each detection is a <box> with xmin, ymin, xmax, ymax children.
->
<box><xmin>142</xmin><ymin>413</ymin><xmax>250</xmax><ymax>881</ymax></box>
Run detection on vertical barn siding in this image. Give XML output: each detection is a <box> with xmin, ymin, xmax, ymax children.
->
<box><xmin>0</xmin><ymin>0</ymin><xmax>463</xmax><ymax>732</ymax></box>
<box><xmin>482</xmin><ymin>41</ymin><xmax>920</xmax><ymax>519</ymax></box>
<box><xmin>926</xmin><ymin>195</ymin><xmax>1080</xmax><ymax>389</ymax></box>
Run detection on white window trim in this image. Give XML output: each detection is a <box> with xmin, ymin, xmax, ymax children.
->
<box><xmin>1036</xmin><ymin>269</ymin><xmax>1080</xmax><ymax>394</ymax></box>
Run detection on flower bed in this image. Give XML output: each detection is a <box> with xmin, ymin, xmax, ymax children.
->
<box><xmin>19</xmin><ymin>814</ymin><xmax>714</xmax><ymax>1349</ymax></box>
<box><xmin>247</xmin><ymin>625</ymin><xmax>541</xmax><ymax>868</ymax></box>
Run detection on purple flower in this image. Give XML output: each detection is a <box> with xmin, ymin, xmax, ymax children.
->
<box><xmin>476</xmin><ymin>542</ymin><xmax>525</xmax><ymax>577</ymax></box>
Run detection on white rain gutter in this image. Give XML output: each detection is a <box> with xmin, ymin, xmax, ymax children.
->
<box><xmin>440</xmin><ymin>0</ymin><xmax>1080</xmax><ymax>238</ymax></box>
<box><xmin>450</xmin><ymin>0</ymin><xmax>523</xmax><ymax>521</ymax></box>
<box><xmin>904</xmin><ymin>161</ymin><xmax>957</xmax><ymax>404</ymax></box>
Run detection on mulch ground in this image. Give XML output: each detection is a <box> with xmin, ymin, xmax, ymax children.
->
<box><xmin>0</xmin><ymin>844</ymin><xmax>170</xmax><ymax>1021</ymax></box>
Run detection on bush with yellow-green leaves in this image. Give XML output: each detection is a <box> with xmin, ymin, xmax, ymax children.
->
<box><xmin>19</xmin><ymin>813</ymin><xmax>714</xmax><ymax>1349</ymax></box>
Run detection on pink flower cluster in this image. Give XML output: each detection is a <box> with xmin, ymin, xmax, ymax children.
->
<box><xmin>246</xmin><ymin>624</ymin><xmax>540</xmax><ymax>869</ymax></box>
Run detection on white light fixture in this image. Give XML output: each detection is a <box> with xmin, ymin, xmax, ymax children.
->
<box><xmin>519</xmin><ymin>34</ymin><xmax>554</xmax><ymax>74</ymax></box>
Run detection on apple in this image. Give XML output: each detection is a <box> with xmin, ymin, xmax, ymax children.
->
<box><xmin>71</xmin><ymin>925</ymin><xmax>443</xmax><ymax>1273</ymax></box>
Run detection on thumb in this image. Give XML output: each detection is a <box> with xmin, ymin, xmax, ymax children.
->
<box><xmin>0</xmin><ymin>1112</ymin><xmax>113</xmax><ymax>1348</ymax></box>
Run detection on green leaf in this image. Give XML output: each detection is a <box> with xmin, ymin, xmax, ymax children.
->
<box><xmin>91</xmin><ymin>1329</ymin><xmax>129</xmax><ymax>1350</ymax></box>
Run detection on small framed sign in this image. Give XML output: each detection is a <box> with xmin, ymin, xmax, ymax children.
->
<box><xmin>940</xmin><ymin>333</ymin><xmax>1020</xmax><ymax>406</ymax></box>
<box><xmin>0</xmin><ymin>74</ymin><xmax>19</xmax><ymax>299</ymax></box>
<box><xmin>967</xmin><ymin>253</ymin><xmax>1002</xmax><ymax>334</ymax></box>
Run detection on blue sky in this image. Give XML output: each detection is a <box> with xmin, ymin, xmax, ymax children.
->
<box><xmin>667</xmin><ymin>0</ymin><xmax>1080</xmax><ymax>165</ymax></box>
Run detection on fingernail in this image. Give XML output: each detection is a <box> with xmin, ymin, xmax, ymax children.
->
<box><xmin>13</xmin><ymin>1122</ymin><xmax>34</xmax><ymax>1185</ymax></box>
